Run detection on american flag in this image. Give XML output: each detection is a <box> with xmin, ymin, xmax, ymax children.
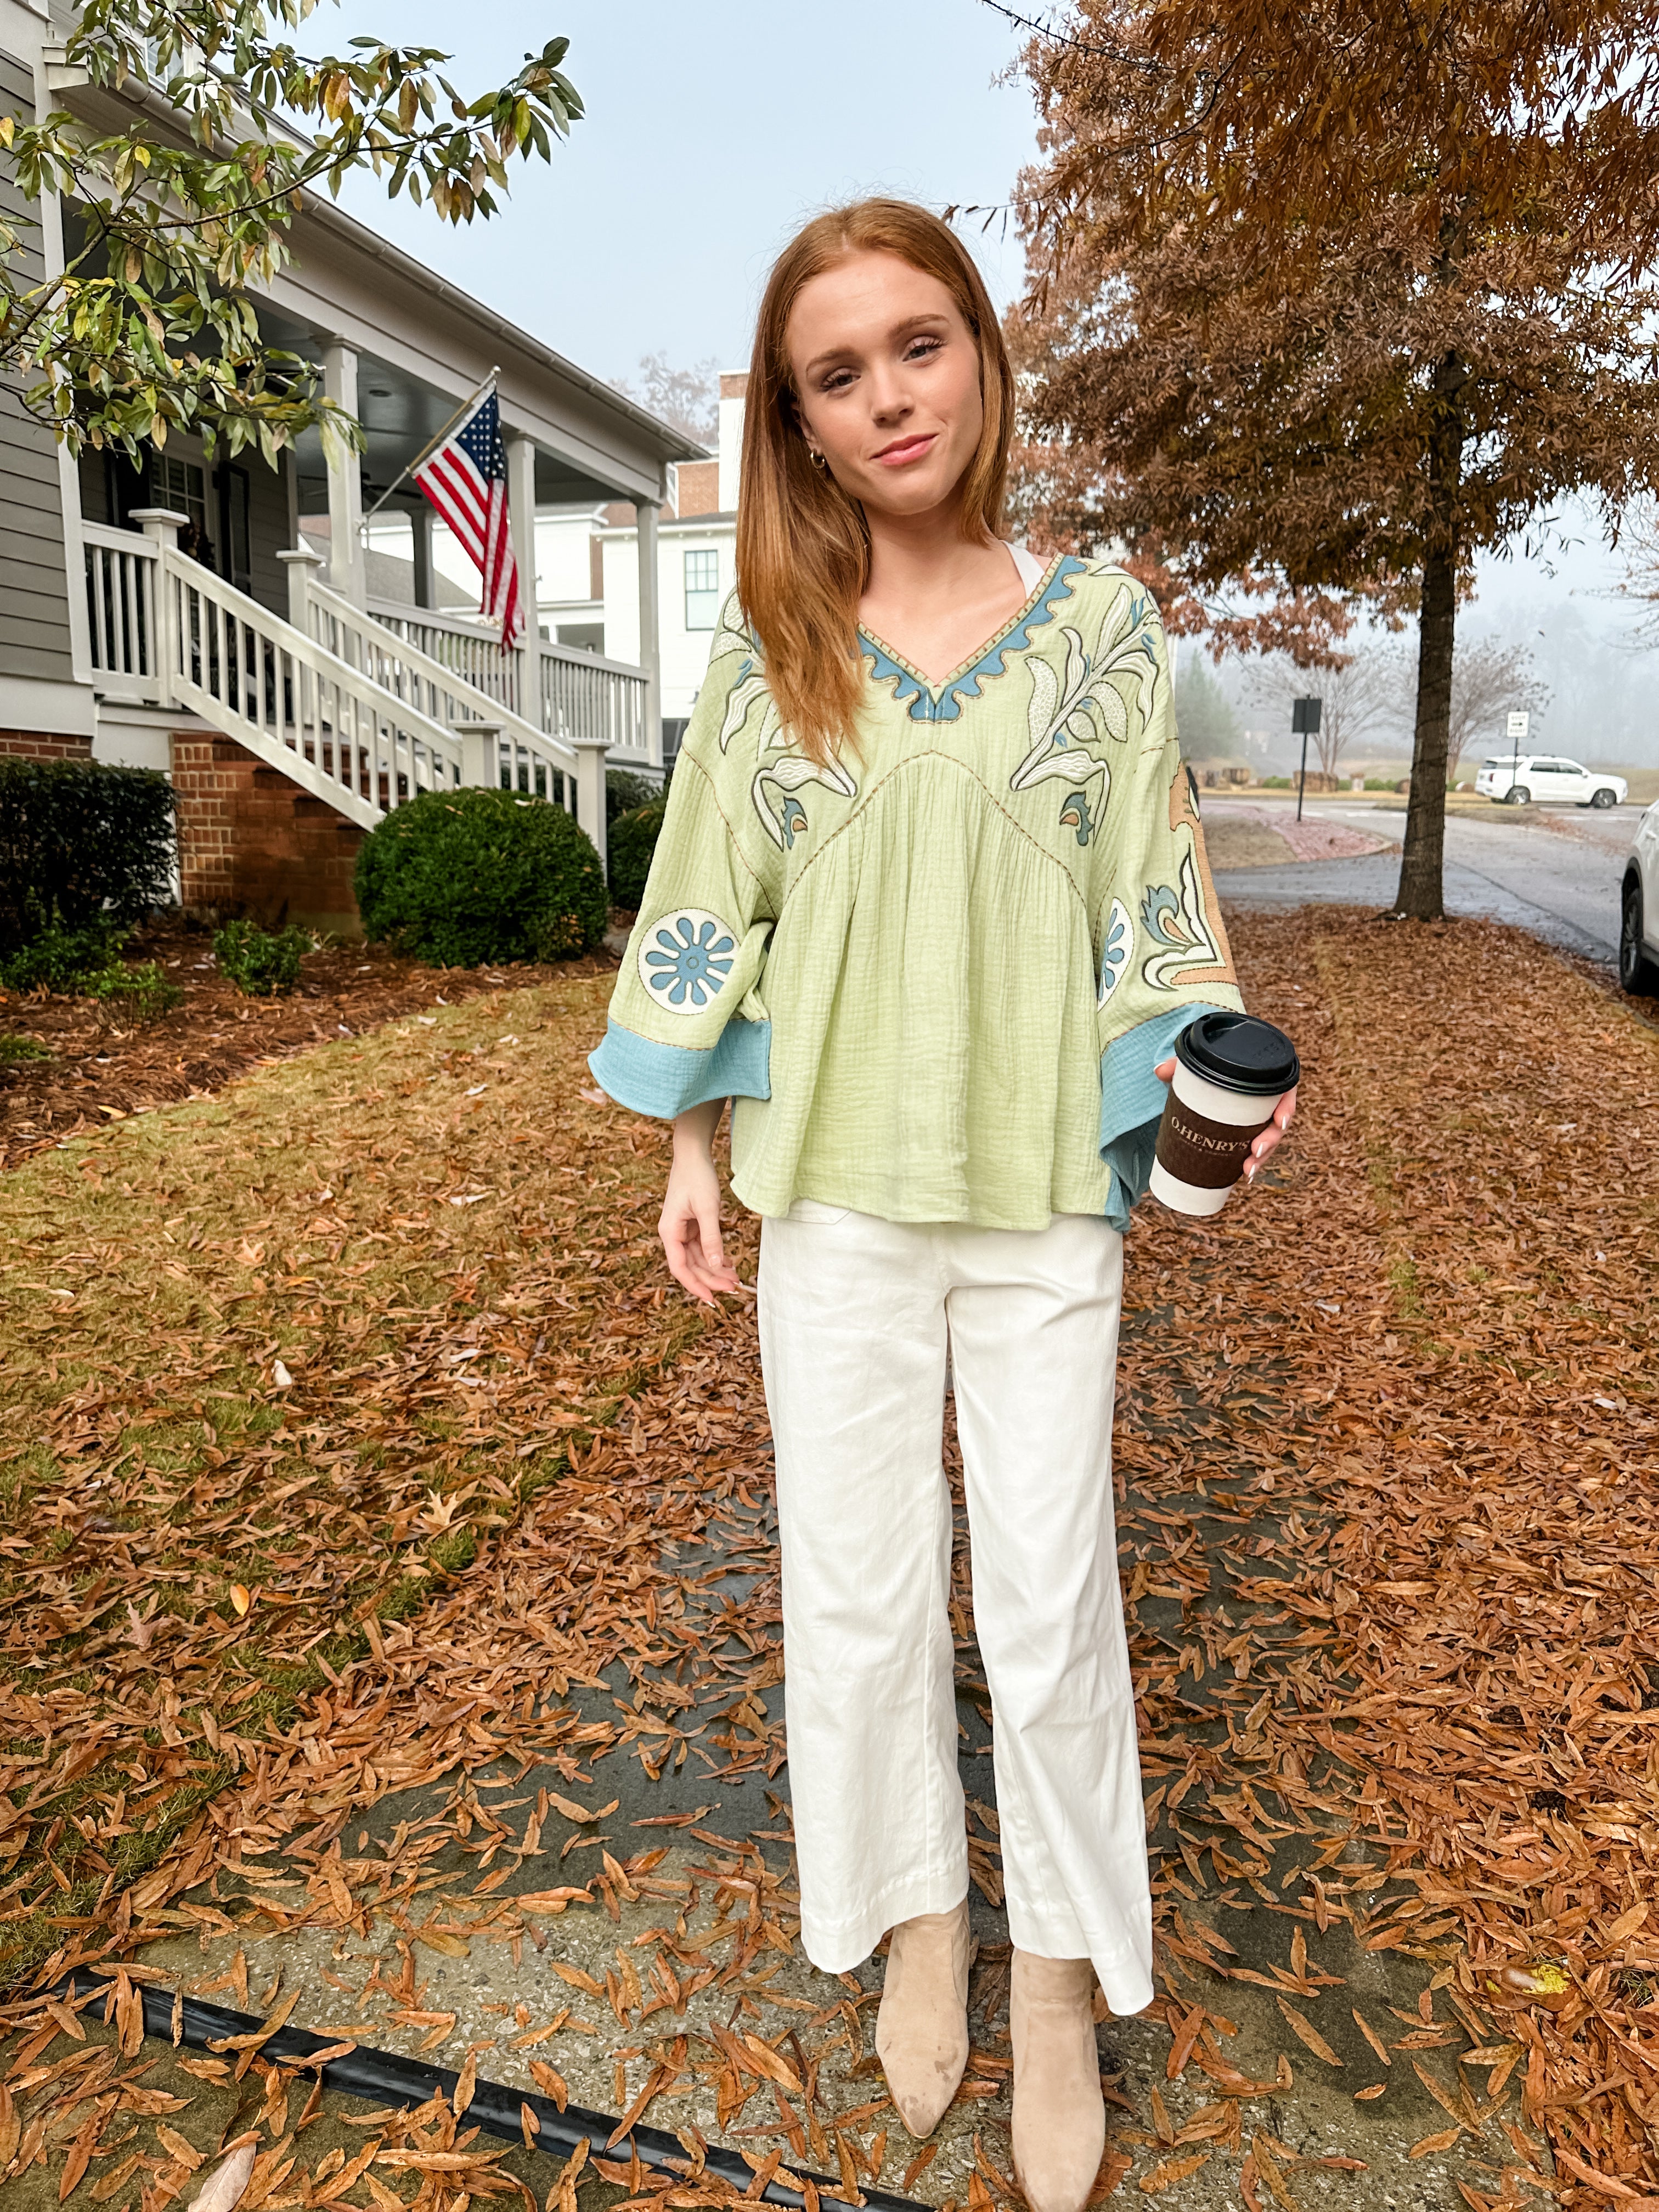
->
<box><xmin>414</xmin><ymin>383</ymin><xmax>524</xmax><ymax>648</ymax></box>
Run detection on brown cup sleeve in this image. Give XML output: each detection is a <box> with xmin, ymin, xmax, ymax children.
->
<box><xmin>1155</xmin><ymin>1093</ymin><xmax>1274</xmax><ymax>1190</ymax></box>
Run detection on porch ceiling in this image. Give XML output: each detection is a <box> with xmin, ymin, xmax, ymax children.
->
<box><xmin>263</xmin><ymin>327</ymin><xmax>620</xmax><ymax>518</ymax></box>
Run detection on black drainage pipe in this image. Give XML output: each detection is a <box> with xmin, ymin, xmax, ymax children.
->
<box><xmin>52</xmin><ymin>1973</ymin><xmax>922</xmax><ymax>2212</ymax></box>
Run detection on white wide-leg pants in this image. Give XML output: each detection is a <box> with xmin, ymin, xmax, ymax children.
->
<box><xmin>757</xmin><ymin>1201</ymin><xmax>1154</xmax><ymax>2017</ymax></box>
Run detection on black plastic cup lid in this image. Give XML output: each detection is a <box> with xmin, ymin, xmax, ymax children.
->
<box><xmin>1175</xmin><ymin>1011</ymin><xmax>1300</xmax><ymax>1097</ymax></box>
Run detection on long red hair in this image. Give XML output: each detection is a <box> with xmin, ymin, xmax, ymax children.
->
<box><xmin>736</xmin><ymin>200</ymin><xmax>1016</xmax><ymax>765</ymax></box>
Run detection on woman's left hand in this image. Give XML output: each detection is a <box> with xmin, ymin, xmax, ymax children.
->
<box><xmin>1153</xmin><ymin>1059</ymin><xmax>1298</xmax><ymax>1183</ymax></box>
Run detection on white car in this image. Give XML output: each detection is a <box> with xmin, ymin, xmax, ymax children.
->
<box><xmin>1622</xmin><ymin>801</ymin><xmax>1659</xmax><ymax>994</ymax></box>
<box><xmin>1476</xmin><ymin>754</ymin><xmax>1627</xmax><ymax>808</ymax></box>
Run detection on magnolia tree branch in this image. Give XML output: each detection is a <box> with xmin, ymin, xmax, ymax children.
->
<box><xmin>0</xmin><ymin>0</ymin><xmax>582</xmax><ymax>459</ymax></box>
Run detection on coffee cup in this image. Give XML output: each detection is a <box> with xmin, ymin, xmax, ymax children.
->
<box><xmin>1149</xmin><ymin>1012</ymin><xmax>1300</xmax><ymax>1217</ymax></box>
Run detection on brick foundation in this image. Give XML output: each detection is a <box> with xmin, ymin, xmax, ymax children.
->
<box><xmin>0</xmin><ymin>729</ymin><xmax>95</xmax><ymax>761</ymax></box>
<box><xmin>170</xmin><ymin>733</ymin><xmax>365</xmax><ymax>936</ymax></box>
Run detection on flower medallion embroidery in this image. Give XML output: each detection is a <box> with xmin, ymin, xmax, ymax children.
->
<box><xmin>639</xmin><ymin>909</ymin><xmax>736</xmax><ymax>1014</ymax></box>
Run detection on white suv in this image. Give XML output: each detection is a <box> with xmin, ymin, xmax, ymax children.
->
<box><xmin>1622</xmin><ymin>803</ymin><xmax>1659</xmax><ymax>994</ymax></box>
<box><xmin>1476</xmin><ymin>754</ymin><xmax>1628</xmax><ymax>808</ymax></box>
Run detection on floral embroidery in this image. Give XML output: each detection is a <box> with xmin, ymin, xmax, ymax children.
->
<box><xmin>704</xmin><ymin>591</ymin><xmax>860</xmax><ymax>846</ymax></box>
<box><xmin>862</xmin><ymin>555</ymin><xmax>1088</xmax><ymax>722</ymax></box>
<box><xmin>1139</xmin><ymin>851</ymin><xmax>1226</xmax><ymax>989</ymax></box>
<box><xmin>1009</xmin><ymin>587</ymin><xmax>1166</xmax><ymax>845</ymax></box>
<box><xmin>752</xmin><ymin>753</ymin><xmax>857</xmax><ymax>850</ymax></box>
<box><xmin>639</xmin><ymin>910</ymin><xmax>737</xmax><ymax>1013</ymax></box>
<box><xmin>1097</xmin><ymin>899</ymin><xmax>1133</xmax><ymax>1006</ymax></box>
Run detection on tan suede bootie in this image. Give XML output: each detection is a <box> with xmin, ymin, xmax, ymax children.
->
<box><xmin>875</xmin><ymin>1900</ymin><xmax>972</xmax><ymax>2138</ymax></box>
<box><xmin>1010</xmin><ymin>1951</ymin><xmax>1106</xmax><ymax>2212</ymax></box>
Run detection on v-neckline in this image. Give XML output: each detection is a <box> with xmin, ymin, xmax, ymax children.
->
<box><xmin>857</xmin><ymin>549</ymin><xmax>1062</xmax><ymax>696</ymax></box>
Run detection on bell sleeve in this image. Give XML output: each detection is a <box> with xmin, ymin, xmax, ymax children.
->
<box><xmin>1092</xmin><ymin>602</ymin><xmax>1245</xmax><ymax>1227</ymax></box>
<box><xmin>588</xmin><ymin>647</ymin><xmax>776</xmax><ymax>1121</ymax></box>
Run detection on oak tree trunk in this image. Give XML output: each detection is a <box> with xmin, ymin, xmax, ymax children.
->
<box><xmin>1395</xmin><ymin>545</ymin><xmax>1457</xmax><ymax>916</ymax></box>
<box><xmin>1393</xmin><ymin>349</ymin><xmax>1465</xmax><ymax>920</ymax></box>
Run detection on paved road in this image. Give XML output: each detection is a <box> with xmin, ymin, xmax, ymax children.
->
<box><xmin>1209</xmin><ymin>797</ymin><xmax>1645</xmax><ymax>962</ymax></box>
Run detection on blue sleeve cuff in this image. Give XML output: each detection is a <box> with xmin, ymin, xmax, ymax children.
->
<box><xmin>1099</xmin><ymin>1003</ymin><xmax>1231</xmax><ymax>1230</ymax></box>
<box><xmin>588</xmin><ymin>1015</ymin><xmax>771</xmax><ymax>1120</ymax></box>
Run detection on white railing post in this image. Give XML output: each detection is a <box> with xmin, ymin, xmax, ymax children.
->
<box><xmin>456</xmin><ymin>720</ymin><xmax>503</xmax><ymax>791</ymax></box>
<box><xmin>279</xmin><ymin>544</ymin><xmax>326</xmax><ymax>635</ymax></box>
<box><xmin>572</xmin><ymin>735</ymin><xmax>609</xmax><ymax>874</ymax></box>
<box><xmin>131</xmin><ymin>508</ymin><xmax>187</xmax><ymax>703</ymax></box>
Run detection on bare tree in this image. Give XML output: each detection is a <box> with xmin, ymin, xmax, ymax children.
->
<box><xmin>614</xmin><ymin>352</ymin><xmax>718</xmax><ymax>447</ymax></box>
<box><xmin>1444</xmin><ymin>639</ymin><xmax>1550</xmax><ymax>785</ymax></box>
<box><xmin>1245</xmin><ymin>648</ymin><xmax>1402</xmax><ymax>780</ymax></box>
<box><xmin>1613</xmin><ymin>499</ymin><xmax>1659</xmax><ymax>648</ymax></box>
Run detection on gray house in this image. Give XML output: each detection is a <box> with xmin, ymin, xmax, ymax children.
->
<box><xmin>1</xmin><ymin>0</ymin><xmax>699</xmax><ymax>929</ymax></box>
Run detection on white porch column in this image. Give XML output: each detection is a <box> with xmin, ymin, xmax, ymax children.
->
<box><xmin>410</xmin><ymin>502</ymin><xmax>437</xmax><ymax>611</ymax></box>
<box><xmin>321</xmin><ymin>340</ymin><xmax>366</xmax><ymax>610</ymax></box>
<box><xmin>635</xmin><ymin>494</ymin><xmax>662</xmax><ymax>766</ymax></box>
<box><xmin>505</xmin><ymin>431</ymin><xmax>539</xmax><ymax>728</ymax></box>
<box><xmin>506</xmin><ymin>433</ymin><xmax>539</xmax><ymax>635</ymax></box>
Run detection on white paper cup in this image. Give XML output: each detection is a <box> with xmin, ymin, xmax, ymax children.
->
<box><xmin>1149</xmin><ymin>1015</ymin><xmax>1298</xmax><ymax>1217</ymax></box>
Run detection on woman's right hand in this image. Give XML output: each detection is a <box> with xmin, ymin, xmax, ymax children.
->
<box><xmin>661</xmin><ymin>1101</ymin><xmax>741</xmax><ymax>1306</ymax></box>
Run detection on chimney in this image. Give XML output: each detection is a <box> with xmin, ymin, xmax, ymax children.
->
<box><xmin>718</xmin><ymin>370</ymin><xmax>747</xmax><ymax>513</ymax></box>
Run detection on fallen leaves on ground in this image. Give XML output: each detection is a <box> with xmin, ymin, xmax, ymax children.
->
<box><xmin>0</xmin><ymin>915</ymin><xmax>586</xmax><ymax>1171</ymax></box>
<box><xmin>3</xmin><ymin>909</ymin><xmax>1657</xmax><ymax>2211</ymax></box>
<box><xmin>0</xmin><ymin>968</ymin><xmax>721</xmax><ymax>1990</ymax></box>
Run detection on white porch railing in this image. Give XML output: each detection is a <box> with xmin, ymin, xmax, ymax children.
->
<box><xmin>365</xmin><ymin>596</ymin><xmax>653</xmax><ymax>766</ymax></box>
<box><xmin>303</xmin><ymin>572</ymin><xmax>591</xmax><ymax>817</ymax></box>
<box><xmin>76</xmin><ymin>518</ymin><xmax>612</xmax><ymax>861</ymax></box>
<box><xmin>83</xmin><ymin>521</ymin><xmax>162</xmax><ymax>700</ymax></box>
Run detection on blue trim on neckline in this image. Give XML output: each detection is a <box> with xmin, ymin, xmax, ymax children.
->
<box><xmin>860</xmin><ymin>554</ymin><xmax>1090</xmax><ymax>723</ymax></box>
<box><xmin>588</xmin><ymin>1016</ymin><xmax>771</xmax><ymax>1121</ymax></box>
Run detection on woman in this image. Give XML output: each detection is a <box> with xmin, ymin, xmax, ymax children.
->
<box><xmin>590</xmin><ymin>200</ymin><xmax>1293</xmax><ymax>2212</ymax></box>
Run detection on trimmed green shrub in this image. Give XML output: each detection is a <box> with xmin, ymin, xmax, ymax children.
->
<box><xmin>84</xmin><ymin>960</ymin><xmax>182</xmax><ymax>1022</ymax></box>
<box><xmin>0</xmin><ymin>917</ymin><xmax>126</xmax><ymax>992</ymax></box>
<box><xmin>607</xmin><ymin>796</ymin><xmax>668</xmax><ymax>910</ymax></box>
<box><xmin>354</xmin><ymin>787</ymin><xmax>608</xmax><ymax>967</ymax></box>
<box><xmin>0</xmin><ymin>761</ymin><xmax>176</xmax><ymax>955</ymax></box>
<box><xmin>0</xmin><ymin>1035</ymin><xmax>51</xmax><ymax>1065</ymax></box>
<box><xmin>214</xmin><ymin>918</ymin><xmax>311</xmax><ymax>996</ymax></box>
<box><xmin>606</xmin><ymin>768</ymin><xmax>658</xmax><ymax>825</ymax></box>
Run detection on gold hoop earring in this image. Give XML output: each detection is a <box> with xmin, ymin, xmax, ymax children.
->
<box><xmin>808</xmin><ymin>448</ymin><xmax>828</xmax><ymax>473</ymax></box>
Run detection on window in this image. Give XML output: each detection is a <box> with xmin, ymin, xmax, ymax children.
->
<box><xmin>154</xmin><ymin>456</ymin><xmax>210</xmax><ymax>539</ymax></box>
<box><xmin>684</xmin><ymin>548</ymin><xmax>720</xmax><ymax>631</ymax></box>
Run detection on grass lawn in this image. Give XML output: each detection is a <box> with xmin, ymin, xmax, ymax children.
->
<box><xmin>0</xmin><ymin>965</ymin><xmax>735</xmax><ymax>1991</ymax></box>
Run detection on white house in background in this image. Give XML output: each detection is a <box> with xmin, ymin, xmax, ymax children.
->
<box><xmin>534</xmin><ymin>373</ymin><xmax>747</xmax><ymax>759</ymax></box>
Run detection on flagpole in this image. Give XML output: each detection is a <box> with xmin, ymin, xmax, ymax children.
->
<box><xmin>359</xmin><ymin>365</ymin><xmax>501</xmax><ymax>531</ymax></box>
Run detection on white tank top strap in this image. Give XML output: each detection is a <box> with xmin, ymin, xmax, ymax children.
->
<box><xmin>1005</xmin><ymin>540</ymin><xmax>1047</xmax><ymax>594</ymax></box>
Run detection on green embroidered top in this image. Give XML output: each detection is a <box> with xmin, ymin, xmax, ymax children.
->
<box><xmin>590</xmin><ymin>550</ymin><xmax>1243</xmax><ymax>1233</ymax></box>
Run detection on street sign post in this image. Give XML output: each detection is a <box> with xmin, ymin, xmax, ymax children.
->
<box><xmin>1291</xmin><ymin>697</ymin><xmax>1323</xmax><ymax>822</ymax></box>
<box><xmin>1513</xmin><ymin>708</ymin><xmax>1539</xmax><ymax>796</ymax></box>
<box><xmin>1508</xmin><ymin>709</ymin><xmax>1529</xmax><ymax>793</ymax></box>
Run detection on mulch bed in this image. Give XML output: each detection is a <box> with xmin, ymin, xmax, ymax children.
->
<box><xmin>0</xmin><ymin>915</ymin><xmax>618</xmax><ymax>1172</ymax></box>
<box><xmin>2</xmin><ymin>908</ymin><xmax>1657</xmax><ymax>2210</ymax></box>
